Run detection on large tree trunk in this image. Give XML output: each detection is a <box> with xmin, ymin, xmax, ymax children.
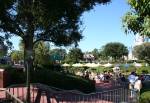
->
<box><xmin>24</xmin><ymin>35</ymin><xmax>34</xmax><ymax>103</ymax></box>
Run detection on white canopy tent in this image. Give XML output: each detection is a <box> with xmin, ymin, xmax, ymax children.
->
<box><xmin>103</xmin><ymin>63</ymin><xmax>113</xmax><ymax>67</ymax></box>
<box><xmin>134</xmin><ymin>62</ymin><xmax>142</xmax><ymax>67</ymax></box>
<box><xmin>62</xmin><ymin>63</ymin><xmax>70</xmax><ymax>67</ymax></box>
<box><xmin>84</xmin><ymin>63</ymin><xmax>101</xmax><ymax>68</ymax></box>
<box><xmin>72</xmin><ymin>63</ymin><xmax>84</xmax><ymax>67</ymax></box>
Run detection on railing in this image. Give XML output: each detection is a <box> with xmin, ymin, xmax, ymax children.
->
<box><xmin>0</xmin><ymin>88</ymin><xmax>24</xmax><ymax>103</ymax></box>
<box><xmin>5</xmin><ymin>82</ymin><xmax>139</xmax><ymax>103</ymax></box>
<box><xmin>33</xmin><ymin>83</ymin><xmax>130</xmax><ymax>103</ymax></box>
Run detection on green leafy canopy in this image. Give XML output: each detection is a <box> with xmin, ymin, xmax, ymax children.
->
<box><xmin>122</xmin><ymin>0</ymin><xmax>150</xmax><ymax>37</ymax></box>
<box><xmin>0</xmin><ymin>0</ymin><xmax>110</xmax><ymax>46</ymax></box>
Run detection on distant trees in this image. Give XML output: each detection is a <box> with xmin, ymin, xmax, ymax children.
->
<box><xmin>65</xmin><ymin>48</ymin><xmax>83</xmax><ymax>63</ymax></box>
<box><xmin>91</xmin><ymin>48</ymin><xmax>99</xmax><ymax>60</ymax></box>
<box><xmin>133</xmin><ymin>42</ymin><xmax>150</xmax><ymax>64</ymax></box>
<box><xmin>101</xmin><ymin>42</ymin><xmax>128</xmax><ymax>61</ymax></box>
<box><xmin>10</xmin><ymin>50</ymin><xmax>23</xmax><ymax>64</ymax></box>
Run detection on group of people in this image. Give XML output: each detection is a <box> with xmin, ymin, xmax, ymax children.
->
<box><xmin>95</xmin><ymin>72</ymin><xmax>113</xmax><ymax>82</ymax></box>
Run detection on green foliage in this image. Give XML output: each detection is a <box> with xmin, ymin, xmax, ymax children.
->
<box><xmin>0</xmin><ymin>64</ymin><xmax>12</xmax><ymax>69</ymax></box>
<box><xmin>133</xmin><ymin>42</ymin><xmax>150</xmax><ymax>64</ymax></box>
<box><xmin>140</xmin><ymin>81</ymin><xmax>150</xmax><ymax>103</ymax></box>
<box><xmin>140</xmin><ymin>91</ymin><xmax>150</xmax><ymax>103</ymax></box>
<box><xmin>122</xmin><ymin>0</ymin><xmax>150</xmax><ymax>37</ymax></box>
<box><xmin>101</xmin><ymin>42</ymin><xmax>128</xmax><ymax>61</ymax></box>
<box><xmin>7</xmin><ymin>69</ymin><xmax>26</xmax><ymax>85</ymax></box>
<box><xmin>10</xmin><ymin>50</ymin><xmax>24</xmax><ymax>63</ymax></box>
<box><xmin>65</xmin><ymin>48</ymin><xmax>83</xmax><ymax>63</ymax></box>
<box><xmin>32</xmin><ymin>69</ymin><xmax>95</xmax><ymax>93</ymax></box>
<box><xmin>0</xmin><ymin>0</ymin><xmax>110</xmax><ymax>47</ymax></box>
<box><xmin>34</xmin><ymin>41</ymin><xmax>51</xmax><ymax>66</ymax></box>
<box><xmin>136</xmin><ymin>66</ymin><xmax>150</xmax><ymax>75</ymax></box>
<box><xmin>91</xmin><ymin>48</ymin><xmax>100</xmax><ymax>60</ymax></box>
<box><xmin>6</xmin><ymin>67</ymin><xmax>95</xmax><ymax>93</ymax></box>
<box><xmin>0</xmin><ymin>38</ymin><xmax>8</xmax><ymax>57</ymax></box>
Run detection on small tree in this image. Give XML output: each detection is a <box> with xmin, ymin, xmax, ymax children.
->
<box><xmin>102</xmin><ymin>42</ymin><xmax>128</xmax><ymax>61</ymax></box>
<box><xmin>133</xmin><ymin>42</ymin><xmax>150</xmax><ymax>64</ymax></box>
<box><xmin>65</xmin><ymin>48</ymin><xmax>83</xmax><ymax>63</ymax></box>
<box><xmin>91</xmin><ymin>48</ymin><xmax>99</xmax><ymax>60</ymax></box>
<box><xmin>11</xmin><ymin>50</ymin><xmax>23</xmax><ymax>64</ymax></box>
<box><xmin>34</xmin><ymin>41</ymin><xmax>51</xmax><ymax>67</ymax></box>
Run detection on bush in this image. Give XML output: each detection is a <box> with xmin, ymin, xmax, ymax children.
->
<box><xmin>0</xmin><ymin>64</ymin><xmax>12</xmax><ymax>69</ymax></box>
<box><xmin>139</xmin><ymin>81</ymin><xmax>150</xmax><ymax>103</ymax></box>
<box><xmin>136</xmin><ymin>67</ymin><xmax>150</xmax><ymax>75</ymax></box>
<box><xmin>32</xmin><ymin>69</ymin><xmax>95</xmax><ymax>93</ymax></box>
<box><xmin>6</xmin><ymin>69</ymin><xmax>26</xmax><ymax>85</ymax></box>
<box><xmin>6</xmin><ymin>67</ymin><xmax>95</xmax><ymax>93</ymax></box>
<box><xmin>140</xmin><ymin>91</ymin><xmax>150</xmax><ymax>103</ymax></box>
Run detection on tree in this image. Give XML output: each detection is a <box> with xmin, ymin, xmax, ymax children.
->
<box><xmin>34</xmin><ymin>41</ymin><xmax>50</xmax><ymax>67</ymax></box>
<box><xmin>0</xmin><ymin>0</ymin><xmax>110</xmax><ymax>102</ymax></box>
<box><xmin>102</xmin><ymin>42</ymin><xmax>128</xmax><ymax>61</ymax></box>
<box><xmin>65</xmin><ymin>48</ymin><xmax>83</xmax><ymax>63</ymax></box>
<box><xmin>11</xmin><ymin>50</ymin><xmax>24</xmax><ymax>64</ymax></box>
<box><xmin>0</xmin><ymin>36</ymin><xmax>8</xmax><ymax>58</ymax></box>
<box><xmin>133</xmin><ymin>42</ymin><xmax>150</xmax><ymax>64</ymax></box>
<box><xmin>91</xmin><ymin>48</ymin><xmax>99</xmax><ymax>60</ymax></box>
<box><xmin>122</xmin><ymin>0</ymin><xmax>150</xmax><ymax>37</ymax></box>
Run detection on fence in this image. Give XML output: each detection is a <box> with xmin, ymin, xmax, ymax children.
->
<box><xmin>0</xmin><ymin>88</ymin><xmax>24</xmax><ymax>103</ymax></box>
<box><xmin>2</xmin><ymin>82</ymin><xmax>139</xmax><ymax>103</ymax></box>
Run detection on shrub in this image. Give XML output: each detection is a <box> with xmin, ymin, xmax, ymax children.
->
<box><xmin>139</xmin><ymin>81</ymin><xmax>150</xmax><ymax>103</ymax></box>
<box><xmin>5</xmin><ymin>66</ymin><xmax>95</xmax><ymax>93</ymax></box>
<box><xmin>32</xmin><ymin>69</ymin><xmax>95</xmax><ymax>93</ymax></box>
<box><xmin>0</xmin><ymin>64</ymin><xmax>12</xmax><ymax>69</ymax></box>
<box><xmin>136</xmin><ymin>67</ymin><xmax>150</xmax><ymax>75</ymax></box>
<box><xmin>140</xmin><ymin>91</ymin><xmax>150</xmax><ymax>103</ymax></box>
<box><xmin>6</xmin><ymin>69</ymin><xmax>26</xmax><ymax>85</ymax></box>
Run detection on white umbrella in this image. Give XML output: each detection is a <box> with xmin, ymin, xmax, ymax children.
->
<box><xmin>62</xmin><ymin>63</ymin><xmax>70</xmax><ymax>67</ymax></box>
<box><xmin>72</xmin><ymin>63</ymin><xmax>84</xmax><ymax>67</ymax></box>
<box><xmin>84</xmin><ymin>63</ymin><xmax>101</xmax><ymax>68</ymax></box>
<box><xmin>103</xmin><ymin>63</ymin><xmax>113</xmax><ymax>67</ymax></box>
<box><xmin>134</xmin><ymin>63</ymin><xmax>142</xmax><ymax>67</ymax></box>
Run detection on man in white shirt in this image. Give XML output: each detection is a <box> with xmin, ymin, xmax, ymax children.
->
<box><xmin>128</xmin><ymin>72</ymin><xmax>138</xmax><ymax>98</ymax></box>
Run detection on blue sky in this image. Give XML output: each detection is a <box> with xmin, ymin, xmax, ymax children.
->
<box><xmin>10</xmin><ymin>0</ymin><xmax>135</xmax><ymax>52</ymax></box>
<box><xmin>79</xmin><ymin>0</ymin><xmax>134</xmax><ymax>52</ymax></box>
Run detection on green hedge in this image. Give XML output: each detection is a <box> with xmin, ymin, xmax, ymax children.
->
<box><xmin>6</xmin><ymin>68</ymin><xmax>95</xmax><ymax>93</ymax></box>
<box><xmin>32</xmin><ymin>69</ymin><xmax>95</xmax><ymax>93</ymax></box>
<box><xmin>136</xmin><ymin>67</ymin><xmax>150</xmax><ymax>74</ymax></box>
<box><xmin>140</xmin><ymin>91</ymin><xmax>150</xmax><ymax>103</ymax></box>
<box><xmin>139</xmin><ymin>81</ymin><xmax>150</xmax><ymax>103</ymax></box>
<box><xmin>6</xmin><ymin>69</ymin><xmax>26</xmax><ymax>85</ymax></box>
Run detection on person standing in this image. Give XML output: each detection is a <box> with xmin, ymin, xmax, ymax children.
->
<box><xmin>128</xmin><ymin>72</ymin><xmax>138</xmax><ymax>98</ymax></box>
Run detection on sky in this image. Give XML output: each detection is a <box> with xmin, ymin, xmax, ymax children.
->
<box><xmin>79</xmin><ymin>0</ymin><xmax>134</xmax><ymax>52</ymax></box>
<box><xmin>9</xmin><ymin>0</ymin><xmax>135</xmax><ymax>52</ymax></box>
